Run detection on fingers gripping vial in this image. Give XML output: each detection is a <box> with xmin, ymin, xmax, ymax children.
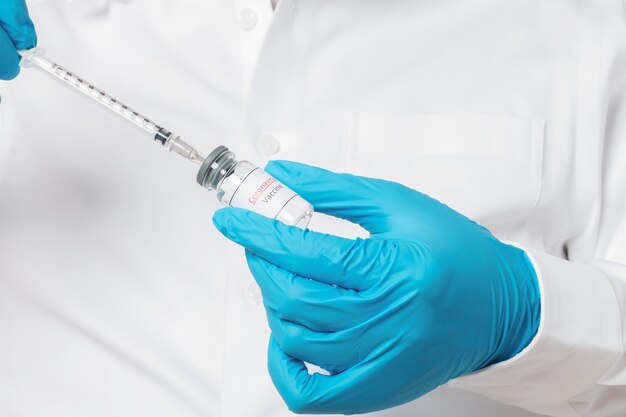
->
<box><xmin>19</xmin><ymin>48</ymin><xmax>313</xmax><ymax>227</ymax></box>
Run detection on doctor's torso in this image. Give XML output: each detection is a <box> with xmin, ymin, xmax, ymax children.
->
<box><xmin>0</xmin><ymin>0</ymin><xmax>612</xmax><ymax>416</ymax></box>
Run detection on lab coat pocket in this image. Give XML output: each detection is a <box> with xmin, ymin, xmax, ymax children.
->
<box><xmin>347</xmin><ymin>111</ymin><xmax>545</xmax><ymax>228</ymax></box>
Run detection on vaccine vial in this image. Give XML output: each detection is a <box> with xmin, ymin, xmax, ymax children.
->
<box><xmin>197</xmin><ymin>146</ymin><xmax>314</xmax><ymax>228</ymax></box>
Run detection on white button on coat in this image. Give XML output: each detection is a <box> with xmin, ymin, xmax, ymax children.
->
<box><xmin>256</xmin><ymin>133</ymin><xmax>281</xmax><ymax>156</ymax></box>
<box><xmin>238</xmin><ymin>8</ymin><xmax>259</xmax><ymax>31</ymax></box>
<box><xmin>245</xmin><ymin>282</ymin><xmax>262</xmax><ymax>306</ymax></box>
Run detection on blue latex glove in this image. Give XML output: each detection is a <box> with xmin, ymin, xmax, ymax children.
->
<box><xmin>0</xmin><ymin>0</ymin><xmax>37</xmax><ymax>80</ymax></box>
<box><xmin>213</xmin><ymin>161</ymin><xmax>541</xmax><ymax>414</ymax></box>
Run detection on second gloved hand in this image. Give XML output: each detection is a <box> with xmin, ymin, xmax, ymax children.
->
<box><xmin>212</xmin><ymin>161</ymin><xmax>541</xmax><ymax>415</ymax></box>
<box><xmin>0</xmin><ymin>0</ymin><xmax>37</xmax><ymax>80</ymax></box>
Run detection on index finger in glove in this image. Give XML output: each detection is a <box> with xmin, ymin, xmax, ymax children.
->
<box><xmin>246</xmin><ymin>250</ymin><xmax>374</xmax><ymax>331</ymax></box>
<box><xmin>213</xmin><ymin>208</ymin><xmax>396</xmax><ymax>291</ymax></box>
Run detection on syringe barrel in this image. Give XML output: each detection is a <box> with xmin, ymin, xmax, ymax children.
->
<box><xmin>18</xmin><ymin>49</ymin><xmax>313</xmax><ymax>226</ymax></box>
<box><xmin>19</xmin><ymin>48</ymin><xmax>162</xmax><ymax>140</ymax></box>
<box><xmin>19</xmin><ymin>48</ymin><xmax>207</xmax><ymax>166</ymax></box>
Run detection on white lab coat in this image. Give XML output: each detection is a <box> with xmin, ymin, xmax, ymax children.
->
<box><xmin>0</xmin><ymin>1</ymin><xmax>625</xmax><ymax>416</ymax></box>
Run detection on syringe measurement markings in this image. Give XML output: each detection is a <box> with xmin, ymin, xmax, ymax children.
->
<box><xmin>48</xmin><ymin>59</ymin><xmax>162</xmax><ymax>137</ymax></box>
<box><xmin>21</xmin><ymin>48</ymin><xmax>206</xmax><ymax>163</ymax></box>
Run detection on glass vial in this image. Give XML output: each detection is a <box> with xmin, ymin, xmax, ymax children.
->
<box><xmin>197</xmin><ymin>146</ymin><xmax>314</xmax><ymax>228</ymax></box>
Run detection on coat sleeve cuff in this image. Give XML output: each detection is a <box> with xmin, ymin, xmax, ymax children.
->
<box><xmin>448</xmin><ymin>244</ymin><xmax>622</xmax><ymax>413</ymax></box>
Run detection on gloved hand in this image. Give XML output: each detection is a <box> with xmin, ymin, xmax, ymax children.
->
<box><xmin>0</xmin><ymin>0</ymin><xmax>37</xmax><ymax>80</ymax></box>
<box><xmin>213</xmin><ymin>161</ymin><xmax>541</xmax><ymax>414</ymax></box>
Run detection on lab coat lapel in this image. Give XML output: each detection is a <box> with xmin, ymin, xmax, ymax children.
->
<box><xmin>242</xmin><ymin>0</ymin><xmax>310</xmax><ymax>133</ymax></box>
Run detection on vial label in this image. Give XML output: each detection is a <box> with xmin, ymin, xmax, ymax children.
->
<box><xmin>229</xmin><ymin>168</ymin><xmax>298</xmax><ymax>219</ymax></box>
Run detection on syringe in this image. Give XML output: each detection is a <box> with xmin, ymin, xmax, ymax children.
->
<box><xmin>18</xmin><ymin>48</ymin><xmax>314</xmax><ymax>227</ymax></box>
<box><xmin>18</xmin><ymin>48</ymin><xmax>205</xmax><ymax>164</ymax></box>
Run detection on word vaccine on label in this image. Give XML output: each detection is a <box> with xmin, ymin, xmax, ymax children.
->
<box><xmin>197</xmin><ymin>146</ymin><xmax>314</xmax><ymax>228</ymax></box>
